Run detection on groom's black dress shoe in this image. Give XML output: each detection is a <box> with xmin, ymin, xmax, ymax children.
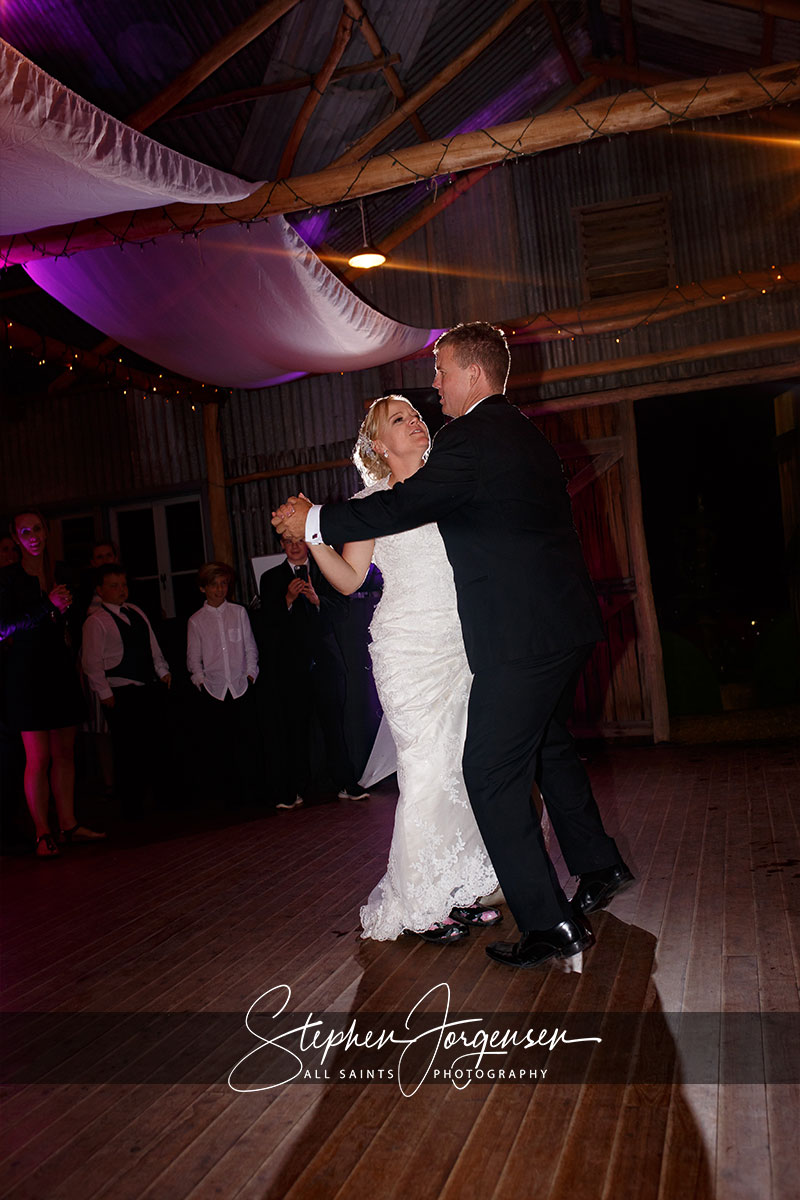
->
<box><xmin>571</xmin><ymin>862</ymin><xmax>634</xmax><ymax>916</ymax></box>
<box><xmin>485</xmin><ymin>916</ymin><xmax>594</xmax><ymax>969</ymax></box>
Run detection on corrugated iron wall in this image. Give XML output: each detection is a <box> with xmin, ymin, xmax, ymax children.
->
<box><xmin>360</xmin><ymin>110</ymin><xmax>800</xmax><ymax>400</ymax></box>
<box><xmin>0</xmin><ymin>387</ymin><xmax>205</xmax><ymax>514</ymax></box>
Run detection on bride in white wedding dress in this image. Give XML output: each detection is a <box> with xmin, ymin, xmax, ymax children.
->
<box><xmin>307</xmin><ymin>395</ymin><xmax>500</xmax><ymax>943</ymax></box>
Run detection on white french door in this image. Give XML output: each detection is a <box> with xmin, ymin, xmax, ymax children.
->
<box><xmin>110</xmin><ymin>496</ymin><xmax>206</xmax><ymax>620</ymax></box>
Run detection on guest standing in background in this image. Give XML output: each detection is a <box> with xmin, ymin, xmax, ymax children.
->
<box><xmin>82</xmin><ymin>564</ymin><xmax>171</xmax><ymax>818</ymax></box>
<box><xmin>0</xmin><ymin>535</ymin><xmax>20</xmax><ymax>568</ymax></box>
<box><xmin>0</xmin><ymin>511</ymin><xmax>104</xmax><ymax>856</ymax></box>
<box><xmin>186</xmin><ymin>562</ymin><xmax>261</xmax><ymax>807</ymax></box>
<box><xmin>258</xmin><ymin>533</ymin><xmax>365</xmax><ymax>809</ymax></box>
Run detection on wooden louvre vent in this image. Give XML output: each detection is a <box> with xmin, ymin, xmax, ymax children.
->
<box><xmin>575</xmin><ymin>193</ymin><xmax>674</xmax><ymax>300</ymax></box>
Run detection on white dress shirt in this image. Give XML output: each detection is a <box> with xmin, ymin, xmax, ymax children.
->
<box><xmin>82</xmin><ymin>602</ymin><xmax>169</xmax><ymax>701</ymax></box>
<box><xmin>186</xmin><ymin>600</ymin><xmax>259</xmax><ymax>700</ymax></box>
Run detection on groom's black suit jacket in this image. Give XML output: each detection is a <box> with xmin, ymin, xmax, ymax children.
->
<box><xmin>320</xmin><ymin>395</ymin><xmax>602</xmax><ymax>672</ymax></box>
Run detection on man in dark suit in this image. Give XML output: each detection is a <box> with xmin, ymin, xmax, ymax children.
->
<box><xmin>273</xmin><ymin>322</ymin><xmax>632</xmax><ymax>968</ymax></box>
<box><xmin>258</xmin><ymin>534</ymin><xmax>365</xmax><ymax>807</ymax></box>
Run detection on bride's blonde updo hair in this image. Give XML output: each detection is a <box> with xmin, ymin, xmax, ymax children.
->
<box><xmin>353</xmin><ymin>394</ymin><xmax>428</xmax><ymax>485</ymax></box>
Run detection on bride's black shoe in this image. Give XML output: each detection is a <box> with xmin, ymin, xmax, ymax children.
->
<box><xmin>404</xmin><ymin>920</ymin><xmax>469</xmax><ymax>944</ymax></box>
<box><xmin>449</xmin><ymin>904</ymin><xmax>502</xmax><ymax>926</ymax></box>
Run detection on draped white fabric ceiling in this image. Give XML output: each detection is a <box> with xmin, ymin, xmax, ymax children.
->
<box><xmin>28</xmin><ymin>222</ymin><xmax>435</xmax><ymax>388</ymax></box>
<box><xmin>1</xmin><ymin>39</ymin><xmax>433</xmax><ymax>388</ymax></box>
<box><xmin>0</xmin><ymin>41</ymin><xmax>254</xmax><ymax>234</ymax></box>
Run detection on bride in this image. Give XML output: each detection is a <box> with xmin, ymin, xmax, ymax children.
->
<box><xmin>306</xmin><ymin>395</ymin><xmax>500</xmax><ymax>943</ymax></box>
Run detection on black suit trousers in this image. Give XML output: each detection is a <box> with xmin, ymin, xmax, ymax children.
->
<box><xmin>463</xmin><ymin>645</ymin><xmax>620</xmax><ymax>930</ymax></box>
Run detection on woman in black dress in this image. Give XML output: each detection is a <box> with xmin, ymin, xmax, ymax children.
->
<box><xmin>0</xmin><ymin>511</ymin><xmax>104</xmax><ymax>856</ymax></box>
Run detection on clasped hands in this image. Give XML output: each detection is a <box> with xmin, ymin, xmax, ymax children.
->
<box><xmin>272</xmin><ymin>493</ymin><xmax>312</xmax><ymax>541</ymax></box>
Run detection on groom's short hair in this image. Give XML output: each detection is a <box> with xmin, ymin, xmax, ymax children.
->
<box><xmin>435</xmin><ymin>322</ymin><xmax>510</xmax><ymax>392</ymax></box>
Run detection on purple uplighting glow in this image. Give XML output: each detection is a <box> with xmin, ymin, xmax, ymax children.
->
<box><xmin>444</xmin><ymin>41</ymin><xmax>589</xmax><ymax>140</ymax></box>
<box><xmin>291</xmin><ymin>210</ymin><xmax>333</xmax><ymax>249</ymax></box>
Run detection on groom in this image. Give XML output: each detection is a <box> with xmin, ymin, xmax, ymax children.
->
<box><xmin>273</xmin><ymin>322</ymin><xmax>632</xmax><ymax>968</ymax></box>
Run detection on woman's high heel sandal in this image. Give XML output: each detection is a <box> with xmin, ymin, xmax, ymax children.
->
<box><xmin>404</xmin><ymin>919</ymin><xmax>469</xmax><ymax>944</ymax></box>
<box><xmin>58</xmin><ymin>824</ymin><xmax>107</xmax><ymax>844</ymax></box>
<box><xmin>448</xmin><ymin>904</ymin><xmax>502</xmax><ymax>926</ymax></box>
<box><xmin>400</xmin><ymin>921</ymin><xmax>470</xmax><ymax>940</ymax></box>
<box><xmin>36</xmin><ymin>833</ymin><xmax>60</xmax><ymax>858</ymax></box>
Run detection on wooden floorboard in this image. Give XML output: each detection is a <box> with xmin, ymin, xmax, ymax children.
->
<box><xmin>1</xmin><ymin>742</ymin><xmax>798</xmax><ymax>1199</ymax></box>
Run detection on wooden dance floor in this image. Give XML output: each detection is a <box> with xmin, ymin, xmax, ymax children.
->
<box><xmin>1</xmin><ymin>738</ymin><xmax>798</xmax><ymax>1199</ymax></box>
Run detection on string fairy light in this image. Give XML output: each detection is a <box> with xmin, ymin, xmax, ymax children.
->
<box><xmin>1</xmin><ymin>66</ymin><xmax>798</xmax><ymax>267</ymax></box>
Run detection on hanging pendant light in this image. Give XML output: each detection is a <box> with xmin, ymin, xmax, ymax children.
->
<box><xmin>348</xmin><ymin>198</ymin><xmax>386</xmax><ymax>270</ymax></box>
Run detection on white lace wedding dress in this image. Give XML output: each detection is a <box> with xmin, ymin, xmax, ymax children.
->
<box><xmin>357</xmin><ymin>478</ymin><xmax>498</xmax><ymax>940</ymax></box>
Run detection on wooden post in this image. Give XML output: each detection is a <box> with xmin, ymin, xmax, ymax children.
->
<box><xmin>620</xmin><ymin>0</ymin><xmax>637</xmax><ymax>65</ymax></box>
<box><xmin>618</xmin><ymin>399</ymin><xmax>670</xmax><ymax>742</ymax></box>
<box><xmin>774</xmin><ymin>388</ymin><xmax>800</xmax><ymax>633</ymax></box>
<box><xmin>761</xmin><ymin>13</ymin><xmax>777</xmax><ymax>65</ymax></box>
<box><xmin>202</xmin><ymin>403</ymin><xmax>235</xmax><ymax>565</ymax></box>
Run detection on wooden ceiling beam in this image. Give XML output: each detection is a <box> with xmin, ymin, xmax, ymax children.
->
<box><xmin>583</xmin><ymin>55</ymin><xmax>800</xmax><ymax>127</ymax></box>
<box><xmin>4</xmin><ymin>61</ymin><xmax>798</xmax><ymax>266</ymax></box>
<box><xmin>400</xmin><ymin>264</ymin><xmax>800</xmax><ymax>358</ymax></box>
<box><xmin>343</xmin><ymin>0</ymin><xmax>428</xmax><ymax>143</ymax></box>
<box><xmin>333</xmin><ymin>0</ymin><xmax>540</xmax><ymax>165</ymax></box>
<box><xmin>162</xmin><ymin>54</ymin><xmax>401</xmax><ymax>122</ymax></box>
<box><xmin>0</xmin><ymin>281</ymin><xmax>122</xmax><ymax>391</ymax></box>
<box><xmin>3</xmin><ymin>319</ymin><xmax>204</xmax><ymax>399</ymax></box>
<box><xmin>540</xmin><ymin>0</ymin><xmax>583</xmax><ymax>84</ymax></box>
<box><xmin>501</xmin><ymin>263</ymin><xmax>800</xmax><ymax>345</ymax></box>
<box><xmin>0</xmin><ymin>283</ymin><xmax>39</xmax><ymax>301</ymax></box>
<box><xmin>707</xmin><ymin>0</ymin><xmax>800</xmax><ymax>19</ymax></box>
<box><xmin>340</xmin><ymin>75</ymin><xmax>604</xmax><ymax>279</ymax></box>
<box><xmin>581</xmin><ymin>57</ymin><xmax>679</xmax><ymax>86</ymax></box>
<box><xmin>125</xmin><ymin>0</ymin><xmax>302</xmax><ymax>131</ymax></box>
<box><xmin>509</xmin><ymin>329</ymin><xmax>800</xmax><ymax>388</ymax></box>
<box><xmin>277</xmin><ymin>8</ymin><xmax>355</xmax><ymax>179</ymax></box>
<box><xmin>519</xmin><ymin>360</ymin><xmax>800</xmax><ymax>414</ymax></box>
<box><xmin>47</xmin><ymin>335</ymin><xmax>118</xmax><ymax>394</ymax></box>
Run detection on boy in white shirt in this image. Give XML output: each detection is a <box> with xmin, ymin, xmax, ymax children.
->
<box><xmin>187</xmin><ymin>563</ymin><xmax>261</xmax><ymax>807</ymax></box>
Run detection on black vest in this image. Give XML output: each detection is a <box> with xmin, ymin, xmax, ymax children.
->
<box><xmin>102</xmin><ymin>605</ymin><xmax>156</xmax><ymax>684</ymax></box>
